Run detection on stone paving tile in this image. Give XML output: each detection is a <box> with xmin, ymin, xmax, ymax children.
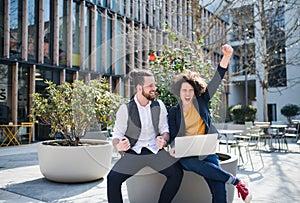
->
<box><xmin>0</xmin><ymin>141</ymin><xmax>299</xmax><ymax>203</ymax></box>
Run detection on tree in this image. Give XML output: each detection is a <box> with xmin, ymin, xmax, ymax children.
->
<box><xmin>229</xmin><ymin>0</ymin><xmax>300</xmax><ymax>121</ymax></box>
<box><xmin>281</xmin><ymin>104</ymin><xmax>300</xmax><ymax>124</ymax></box>
<box><xmin>118</xmin><ymin>1</ymin><xmax>299</xmax><ymax>123</ymax></box>
<box><xmin>149</xmin><ymin>41</ymin><xmax>225</xmax><ymax>122</ymax></box>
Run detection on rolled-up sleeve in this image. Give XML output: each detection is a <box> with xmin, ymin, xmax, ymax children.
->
<box><xmin>158</xmin><ymin>99</ymin><xmax>169</xmax><ymax>134</ymax></box>
<box><xmin>112</xmin><ymin>104</ymin><xmax>128</xmax><ymax>139</ymax></box>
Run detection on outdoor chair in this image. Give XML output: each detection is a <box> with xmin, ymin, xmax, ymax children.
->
<box><xmin>218</xmin><ymin>124</ymin><xmax>246</xmax><ymax>153</ymax></box>
<box><xmin>233</xmin><ymin>126</ymin><xmax>264</xmax><ymax>170</ymax></box>
<box><xmin>18</xmin><ymin>122</ymin><xmax>34</xmax><ymax>144</ymax></box>
<box><xmin>254</xmin><ymin>121</ymin><xmax>272</xmax><ymax>150</ymax></box>
<box><xmin>269</xmin><ymin>122</ymin><xmax>288</xmax><ymax>151</ymax></box>
<box><xmin>284</xmin><ymin>122</ymin><xmax>299</xmax><ymax>142</ymax></box>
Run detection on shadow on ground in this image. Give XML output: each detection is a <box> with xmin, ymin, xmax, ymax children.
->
<box><xmin>4</xmin><ymin>177</ymin><xmax>104</xmax><ymax>202</ymax></box>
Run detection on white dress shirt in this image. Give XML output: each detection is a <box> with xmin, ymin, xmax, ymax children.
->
<box><xmin>112</xmin><ymin>96</ymin><xmax>169</xmax><ymax>154</ymax></box>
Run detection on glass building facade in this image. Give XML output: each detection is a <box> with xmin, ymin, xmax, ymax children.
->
<box><xmin>0</xmin><ymin>0</ymin><xmax>227</xmax><ymax>140</ymax></box>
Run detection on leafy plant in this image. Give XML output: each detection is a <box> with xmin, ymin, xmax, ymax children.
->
<box><xmin>149</xmin><ymin>41</ymin><xmax>224</xmax><ymax>122</ymax></box>
<box><xmin>280</xmin><ymin>104</ymin><xmax>300</xmax><ymax>124</ymax></box>
<box><xmin>229</xmin><ymin>104</ymin><xmax>257</xmax><ymax>124</ymax></box>
<box><xmin>31</xmin><ymin>79</ymin><xmax>123</xmax><ymax>146</ymax></box>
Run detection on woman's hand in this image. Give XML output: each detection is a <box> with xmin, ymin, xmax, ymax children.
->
<box><xmin>221</xmin><ymin>44</ymin><xmax>233</xmax><ymax>58</ymax></box>
<box><xmin>220</xmin><ymin>44</ymin><xmax>234</xmax><ymax>69</ymax></box>
<box><xmin>169</xmin><ymin>147</ymin><xmax>175</xmax><ymax>157</ymax></box>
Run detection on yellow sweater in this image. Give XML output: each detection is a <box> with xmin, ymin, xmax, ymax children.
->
<box><xmin>183</xmin><ymin>104</ymin><xmax>206</xmax><ymax>136</ymax></box>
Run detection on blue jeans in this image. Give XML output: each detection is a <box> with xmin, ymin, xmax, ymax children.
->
<box><xmin>179</xmin><ymin>154</ymin><xmax>231</xmax><ymax>203</ymax></box>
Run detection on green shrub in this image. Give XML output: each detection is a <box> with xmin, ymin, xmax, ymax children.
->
<box><xmin>281</xmin><ymin>104</ymin><xmax>300</xmax><ymax>124</ymax></box>
<box><xmin>31</xmin><ymin>79</ymin><xmax>123</xmax><ymax>146</ymax></box>
<box><xmin>229</xmin><ymin>104</ymin><xmax>257</xmax><ymax>124</ymax></box>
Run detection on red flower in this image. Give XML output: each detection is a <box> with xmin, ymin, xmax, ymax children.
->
<box><xmin>149</xmin><ymin>53</ymin><xmax>157</xmax><ymax>62</ymax></box>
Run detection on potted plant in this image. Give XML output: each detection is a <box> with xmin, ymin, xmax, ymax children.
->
<box><xmin>229</xmin><ymin>104</ymin><xmax>257</xmax><ymax>124</ymax></box>
<box><xmin>31</xmin><ymin>79</ymin><xmax>123</xmax><ymax>183</ymax></box>
<box><xmin>281</xmin><ymin>104</ymin><xmax>300</xmax><ymax>124</ymax></box>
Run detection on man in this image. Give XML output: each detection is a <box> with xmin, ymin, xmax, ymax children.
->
<box><xmin>107</xmin><ymin>69</ymin><xmax>183</xmax><ymax>203</ymax></box>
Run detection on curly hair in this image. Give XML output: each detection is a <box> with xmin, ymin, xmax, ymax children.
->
<box><xmin>170</xmin><ymin>70</ymin><xmax>207</xmax><ymax>98</ymax></box>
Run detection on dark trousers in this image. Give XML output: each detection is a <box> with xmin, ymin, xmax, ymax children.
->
<box><xmin>107</xmin><ymin>148</ymin><xmax>183</xmax><ymax>203</ymax></box>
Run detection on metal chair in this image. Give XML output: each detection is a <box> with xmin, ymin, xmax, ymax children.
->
<box><xmin>284</xmin><ymin>122</ymin><xmax>299</xmax><ymax>142</ymax></box>
<box><xmin>18</xmin><ymin>122</ymin><xmax>34</xmax><ymax>144</ymax></box>
<box><xmin>269</xmin><ymin>122</ymin><xmax>288</xmax><ymax>151</ymax></box>
<box><xmin>234</xmin><ymin>126</ymin><xmax>264</xmax><ymax>170</ymax></box>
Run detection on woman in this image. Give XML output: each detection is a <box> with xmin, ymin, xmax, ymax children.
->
<box><xmin>168</xmin><ymin>44</ymin><xmax>252</xmax><ymax>203</ymax></box>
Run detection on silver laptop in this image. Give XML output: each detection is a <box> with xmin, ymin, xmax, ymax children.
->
<box><xmin>174</xmin><ymin>133</ymin><xmax>218</xmax><ymax>158</ymax></box>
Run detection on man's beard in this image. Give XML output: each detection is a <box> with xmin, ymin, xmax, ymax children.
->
<box><xmin>142</xmin><ymin>88</ymin><xmax>156</xmax><ymax>101</ymax></box>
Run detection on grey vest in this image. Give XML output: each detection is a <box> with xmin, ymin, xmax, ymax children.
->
<box><xmin>125</xmin><ymin>99</ymin><xmax>160</xmax><ymax>147</ymax></box>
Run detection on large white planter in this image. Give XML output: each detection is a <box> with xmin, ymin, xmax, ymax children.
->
<box><xmin>38</xmin><ymin>139</ymin><xmax>112</xmax><ymax>183</ymax></box>
<box><xmin>126</xmin><ymin>153</ymin><xmax>238</xmax><ymax>203</ymax></box>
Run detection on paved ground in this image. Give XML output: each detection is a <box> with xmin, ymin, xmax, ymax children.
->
<box><xmin>1</xmin><ymin>140</ymin><xmax>300</xmax><ymax>203</ymax></box>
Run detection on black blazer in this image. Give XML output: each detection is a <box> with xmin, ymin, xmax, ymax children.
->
<box><xmin>168</xmin><ymin>65</ymin><xmax>227</xmax><ymax>145</ymax></box>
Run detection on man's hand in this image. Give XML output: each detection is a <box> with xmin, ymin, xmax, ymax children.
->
<box><xmin>115</xmin><ymin>137</ymin><xmax>131</xmax><ymax>152</ymax></box>
<box><xmin>156</xmin><ymin>136</ymin><xmax>167</xmax><ymax>149</ymax></box>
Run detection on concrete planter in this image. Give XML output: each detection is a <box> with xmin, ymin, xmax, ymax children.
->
<box><xmin>126</xmin><ymin>153</ymin><xmax>238</xmax><ymax>203</ymax></box>
<box><xmin>85</xmin><ymin>130</ymin><xmax>109</xmax><ymax>140</ymax></box>
<box><xmin>38</xmin><ymin>139</ymin><xmax>112</xmax><ymax>183</ymax></box>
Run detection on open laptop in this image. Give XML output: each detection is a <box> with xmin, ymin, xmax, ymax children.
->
<box><xmin>174</xmin><ymin>133</ymin><xmax>218</xmax><ymax>158</ymax></box>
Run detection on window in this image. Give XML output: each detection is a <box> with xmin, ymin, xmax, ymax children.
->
<box><xmin>28</xmin><ymin>0</ymin><xmax>38</xmax><ymax>61</ymax></box>
<box><xmin>106</xmin><ymin>17</ymin><xmax>112</xmax><ymax>74</ymax></box>
<box><xmin>115</xmin><ymin>18</ymin><xmax>123</xmax><ymax>75</ymax></box>
<box><xmin>266</xmin><ymin>7</ymin><xmax>286</xmax><ymax>87</ymax></box>
<box><xmin>58</xmin><ymin>0</ymin><xmax>68</xmax><ymax>65</ymax></box>
<box><xmin>10</xmin><ymin>0</ymin><xmax>22</xmax><ymax>59</ymax></box>
<box><xmin>72</xmin><ymin>2</ymin><xmax>81</xmax><ymax>67</ymax></box>
<box><xmin>0</xmin><ymin>63</ymin><xmax>11</xmax><ymax>123</ymax></box>
<box><xmin>65</xmin><ymin>70</ymin><xmax>74</xmax><ymax>83</ymax></box>
<box><xmin>0</xmin><ymin>1</ymin><xmax>4</xmax><ymax>57</ymax></box>
<box><xmin>96</xmin><ymin>10</ymin><xmax>103</xmax><ymax>73</ymax></box>
<box><xmin>99</xmin><ymin>0</ymin><xmax>107</xmax><ymax>7</ymax></box>
<box><xmin>84</xmin><ymin>6</ymin><xmax>91</xmax><ymax>70</ymax></box>
<box><xmin>44</xmin><ymin>0</ymin><xmax>52</xmax><ymax>64</ymax></box>
<box><xmin>18</xmin><ymin>65</ymin><xmax>30</xmax><ymax>123</ymax></box>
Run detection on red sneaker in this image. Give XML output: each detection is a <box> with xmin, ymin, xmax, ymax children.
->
<box><xmin>236</xmin><ymin>180</ymin><xmax>252</xmax><ymax>203</ymax></box>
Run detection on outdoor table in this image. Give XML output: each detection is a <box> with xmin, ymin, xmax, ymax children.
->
<box><xmin>270</xmin><ymin>124</ymin><xmax>288</xmax><ymax>151</ymax></box>
<box><xmin>0</xmin><ymin>124</ymin><xmax>23</xmax><ymax>147</ymax></box>
<box><xmin>218</xmin><ymin>129</ymin><xmax>244</xmax><ymax>153</ymax></box>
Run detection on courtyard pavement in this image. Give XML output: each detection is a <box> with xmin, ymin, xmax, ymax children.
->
<box><xmin>1</xmin><ymin>139</ymin><xmax>300</xmax><ymax>203</ymax></box>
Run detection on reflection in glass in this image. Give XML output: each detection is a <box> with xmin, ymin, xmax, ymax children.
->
<box><xmin>107</xmin><ymin>18</ymin><xmax>112</xmax><ymax>74</ymax></box>
<box><xmin>115</xmin><ymin>19</ymin><xmax>123</xmax><ymax>75</ymax></box>
<box><xmin>72</xmin><ymin>2</ymin><xmax>81</xmax><ymax>67</ymax></box>
<box><xmin>0</xmin><ymin>64</ymin><xmax>11</xmax><ymax>123</ymax></box>
<box><xmin>18</xmin><ymin>65</ymin><xmax>29</xmax><ymax>123</ymax></box>
<box><xmin>44</xmin><ymin>0</ymin><xmax>52</xmax><ymax>64</ymax></box>
<box><xmin>84</xmin><ymin>6</ymin><xmax>91</xmax><ymax>70</ymax></box>
<box><xmin>28</xmin><ymin>0</ymin><xmax>37</xmax><ymax>61</ymax></box>
<box><xmin>59</xmin><ymin>0</ymin><xmax>68</xmax><ymax>65</ymax></box>
<box><xmin>0</xmin><ymin>1</ymin><xmax>4</xmax><ymax>57</ymax></box>
<box><xmin>96</xmin><ymin>11</ymin><xmax>102</xmax><ymax>73</ymax></box>
<box><xmin>10</xmin><ymin>0</ymin><xmax>22</xmax><ymax>59</ymax></box>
